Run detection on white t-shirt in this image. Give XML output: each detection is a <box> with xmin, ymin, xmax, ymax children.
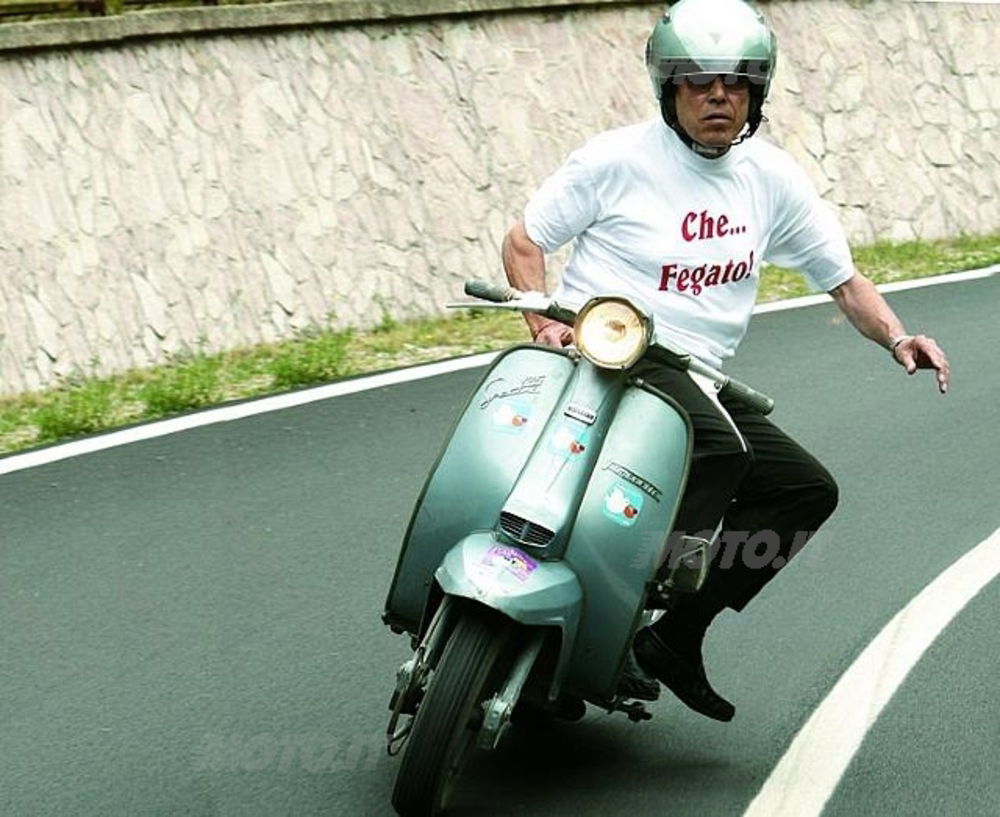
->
<box><xmin>524</xmin><ymin>119</ymin><xmax>855</xmax><ymax>368</ymax></box>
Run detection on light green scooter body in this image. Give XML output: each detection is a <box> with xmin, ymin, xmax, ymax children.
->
<box><xmin>384</xmin><ymin>345</ymin><xmax>691</xmax><ymax>701</ymax></box>
<box><xmin>384</xmin><ymin>346</ymin><xmax>576</xmax><ymax>632</ymax></box>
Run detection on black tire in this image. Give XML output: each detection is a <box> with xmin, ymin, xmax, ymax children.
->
<box><xmin>392</xmin><ymin>604</ymin><xmax>512</xmax><ymax>817</ymax></box>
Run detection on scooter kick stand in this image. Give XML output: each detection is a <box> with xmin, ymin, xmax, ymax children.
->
<box><xmin>605</xmin><ymin>698</ymin><xmax>653</xmax><ymax>722</ymax></box>
<box><xmin>620</xmin><ymin>701</ymin><xmax>653</xmax><ymax>722</ymax></box>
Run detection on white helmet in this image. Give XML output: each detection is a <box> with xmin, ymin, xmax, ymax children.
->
<box><xmin>645</xmin><ymin>0</ymin><xmax>778</xmax><ymax>150</ymax></box>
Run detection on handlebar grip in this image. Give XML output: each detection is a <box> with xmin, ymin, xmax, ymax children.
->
<box><xmin>464</xmin><ymin>279</ymin><xmax>521</xmax><ymax>303</ymax></box>
<box><xmin>719</xmin><ymin>378</ymin><xmax>775</xmax><ymax>415</ymax></box>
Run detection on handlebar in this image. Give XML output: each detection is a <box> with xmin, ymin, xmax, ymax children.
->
<box><xmin>452</xmin><ymin>279</ymin><xmax>775</xmax><ymax>415</ymax></box>
<box><xmin>717</xmin><ymin>376</ymin><xmax>775</xmax><ymax>416</ymax></box>
<box><xmin>463</xmin><ymin>280</ymin><xmax>522</xmax><ymax>303</ymax></box>
<box><xmin>647</xmin><ymin>346</ymin><xmax>774</xmax><ymax>416</ymax></box>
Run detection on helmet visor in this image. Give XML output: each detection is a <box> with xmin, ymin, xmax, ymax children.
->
<box><xmin>651</xmin><ymin>57</ymin><xmax>771</xmax><ymax>88</ymax></box>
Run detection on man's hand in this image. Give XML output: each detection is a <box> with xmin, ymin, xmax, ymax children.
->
<box><xmin>531</xmin><ymin>319</ymin><xmax>575</xmax><ymax>348</ymax></box>
<box><xmin>829</xmin><ymin>275</ymin><xmax>951</xmax><ymax>396</ymax></box>
<box><xmin>892</xmin><ymin>334</ymin><xmax>950</xmax><ymax>394</ymax></box>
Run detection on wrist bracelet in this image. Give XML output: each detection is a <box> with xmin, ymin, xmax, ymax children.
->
<box><xmin>889</xmin><ymin>334</ymin><xmax>914</xmax><ymax>358</ymax></box>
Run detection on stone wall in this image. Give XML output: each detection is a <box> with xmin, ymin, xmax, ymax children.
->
<box><xmin>1</xmin><ymin>0</ymin><xmax>998</xmax><ymax>395</ymax></box>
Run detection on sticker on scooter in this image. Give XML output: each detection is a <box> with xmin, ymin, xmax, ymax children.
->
<box><xmin>491</xmin><ymin>401</ymin><xmax>532</xmax><ymax>432</ymax></box>
<box><xmin>481</xmin><ymin>545</ymin><xmax>538</xmax><ymax>582</ymax></box>
<box><xmin>603</xmin><ymin>482</ymin><xmax>644</xmax><ymax>527</ymax></box>
<box><xmin>550</xmin><ymin>425</ymin><xmax>588</xmax><ymax>459</ymax></box>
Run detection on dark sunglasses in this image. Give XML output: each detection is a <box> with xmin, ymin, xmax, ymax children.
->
<box><xmin>682</xmin><ymin>73</ymin><xmax>751</xmax><ymax>88</ymax></box>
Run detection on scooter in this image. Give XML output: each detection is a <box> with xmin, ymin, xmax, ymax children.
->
<box><xmin>382</xmin><ymin>280</ymin><xmax>773</xmax><ymax>816</ymax></box>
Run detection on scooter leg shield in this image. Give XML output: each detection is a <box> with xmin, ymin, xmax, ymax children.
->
<box><xmin>384</xmin><ymin>346</ymin><xmax>575</xmax><ymax>635</ymax></box>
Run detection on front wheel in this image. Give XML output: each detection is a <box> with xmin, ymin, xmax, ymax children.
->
<box><xmin>391</xmin><ymin>603</ymin><xmax>513</xmax><ymax>817</ymax></box>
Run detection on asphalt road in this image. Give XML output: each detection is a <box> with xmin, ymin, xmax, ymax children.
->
<box><xmin>2</xmin><ymin>274</ymin><xmax>998</xmax><ymax>816</ymax></box>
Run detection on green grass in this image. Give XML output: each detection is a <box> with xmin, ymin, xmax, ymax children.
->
<box><xmin>1</xmin><ymin>232</ymin><xmax>997</xmax><ymax>456</ymax></box>
<box><xmin>31</xmin><ymin>376</ymin><xmax>119</xmax><ymax>443</ymax></box>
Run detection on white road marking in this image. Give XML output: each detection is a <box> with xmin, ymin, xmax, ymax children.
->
<box><xmin>0</xmin><ymin>264</ymin><xmax>996</xmax><ymax>476</ymax></box>
<box><xmin>0</xmin><ymin>353</ymin><xmax>497</xmax><ymax>475</ymax></box>
<box><xmin>754</xmin><ymin>263</ymin><xmax>1000</xmax><ymax>314</ymax></box>
<box><xmin>743</xmin><ymin>525</ymin><xmax>1000</xmax><ymax>817</ymax></box>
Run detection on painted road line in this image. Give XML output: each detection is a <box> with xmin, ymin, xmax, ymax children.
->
<box><xmin>742</xmin><ymin>525</ymin><xmax>1000</xmax><ymax>817</ymax></box>
<box><xmin>1</xmin><ymin>264</ymin><xmax>996</xmax><ymax>475</ymax></box>
<box><xmin>755</xmin><ymin>263</ymin><xmax>1000</xmax><ymax>314</ymax></box>
<box><xmin>0</xmin><ymin>353</ymin><xmax>498</xmax><ymax>476</ymax></box>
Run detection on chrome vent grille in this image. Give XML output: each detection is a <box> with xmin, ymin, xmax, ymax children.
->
<box><xmin>499</xmin><ymin>512</ymin><xmax>555</xmax><ymax>547</ymax></box>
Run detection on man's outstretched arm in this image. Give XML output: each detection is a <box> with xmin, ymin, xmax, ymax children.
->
<box><xmin>829</xmin><ymin>273</ymin><xmax>950</xmax><ymax>394</ymax></box>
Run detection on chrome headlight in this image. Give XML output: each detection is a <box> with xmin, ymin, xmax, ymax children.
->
<box><xmin>574</xmin><ymin>297</ymin><xmax>651</xmax><ymax>370</ymax></box>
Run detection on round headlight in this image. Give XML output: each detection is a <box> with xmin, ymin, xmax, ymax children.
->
<box><xmin>574</xmin><ymin>297</ymin><xmax>651</xmax><ymax>369</ymax></box>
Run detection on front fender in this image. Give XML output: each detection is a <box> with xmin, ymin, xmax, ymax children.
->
<box><xmin>435</xmin><ymin>532</ymin><xmax>581</xmax><ymax>695</ymax></box>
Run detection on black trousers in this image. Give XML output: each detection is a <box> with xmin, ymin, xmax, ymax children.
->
<box><xmin>635</xmin><ymin>361</ymin><xmax>839</xmax><ymax>613</ymax></box>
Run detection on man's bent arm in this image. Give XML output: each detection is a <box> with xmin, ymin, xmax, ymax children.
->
<box><xmin>501</xmin><ymin>219</ymin><xmax>573</xmax><ymax>346</ymax></box>
<box><xmin>829</xmin><ymin>272</ymin><xmax>950</xmax><ymax>393</ymax></box>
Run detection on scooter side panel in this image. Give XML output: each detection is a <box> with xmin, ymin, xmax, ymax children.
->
<box><xmin>563</xmin><ymin>385</ymin><xmax>691</xmax><ymax>697</ymax></box>
<box><xmin>384</xmin><ymin>347</ymin><xmax>575</xmax><ymax>633</ymax></box>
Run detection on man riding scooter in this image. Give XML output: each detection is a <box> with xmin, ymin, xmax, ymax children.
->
<box><xmin>502</xmin><ymin>0</ymin><xmax>950</xmax><ymax>722</ymax></box>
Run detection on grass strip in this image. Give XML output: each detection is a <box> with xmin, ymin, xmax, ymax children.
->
<box><xmin>1</xmin><ymin>232</ymin><xmax>997</xmax><ymax>455</ymax></box>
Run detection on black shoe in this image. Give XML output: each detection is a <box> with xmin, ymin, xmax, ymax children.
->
<box><xmin>617</xmin><ymin>646</ymin><xmax>661</xmax><ymax>701</ymax></box>
<box><xmin>632</xmin><ymin>628</ymin><xmax>735</xmax><ymax>722</ymax></box>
